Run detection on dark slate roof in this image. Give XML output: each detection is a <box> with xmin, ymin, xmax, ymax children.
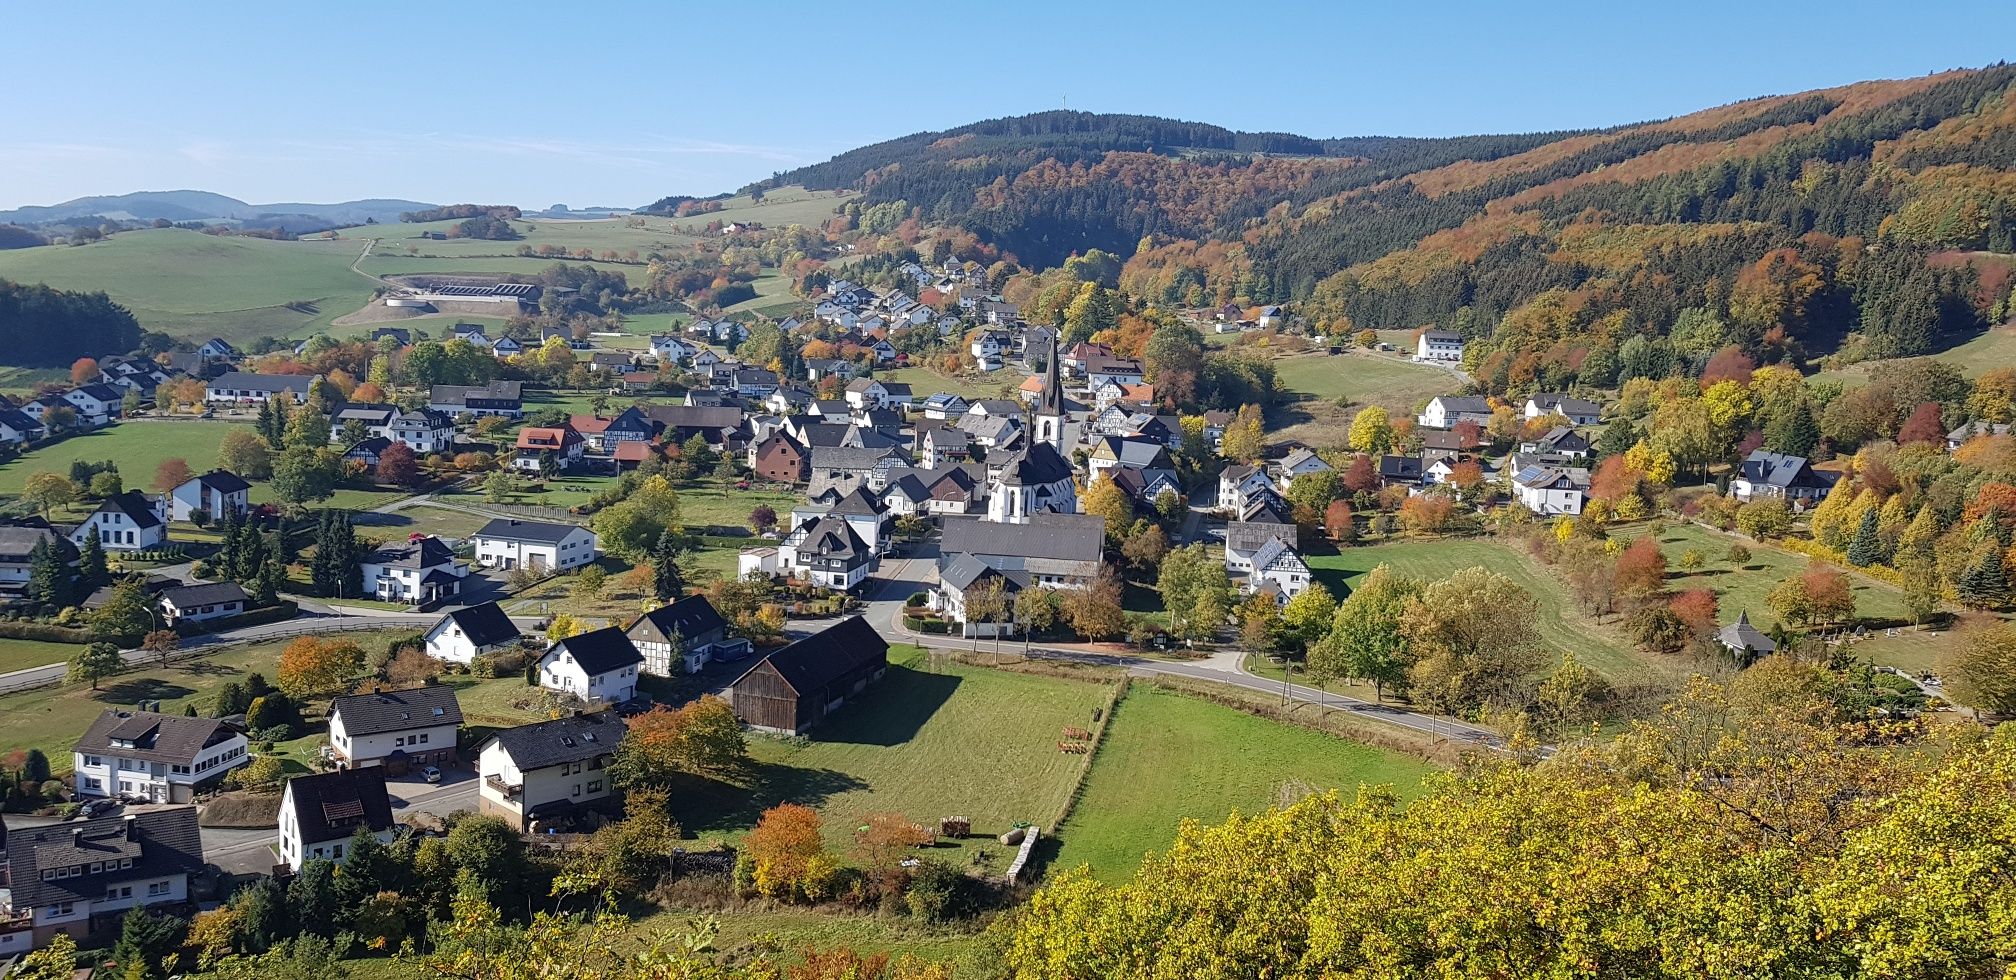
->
<box><xmin>74</xmin><ymin>710</ymin><xmax>240</xmax><ymax>765</ymax></box>
<box><xmin>731</xmin><ymin>616</ymin><xmax>888</xmax><ymax>696</ymax></box>
<box><xmin>939</xmin><ymin>513</ymin><xmax>1105</xmax><ymax>563</ymax></box>
<box><xmin>97</xmin><ymin>490</ymin><xmax>163</xmax><ymax>529</ymax></box>
<box><xmin>210</xmin><ymin>372</ymin><xmax>316</xmax><ymax>394</ymax></box>
<box><xmin>366</xmin><ymin>536</ymin><xmax>458</xmax><ymax>570</ymax></box>
<box><xmin>160</xmin><ymin>581</ymin><xmax>248</xmax><ymax>608</ymax></box>
<box><xmin>482</xmin><ymin>711</ymin><xmax>623</xmax><ymax>770</ymax></box>
<box><xmin>429</xmin><ymin>381</ymin><xmax>523</xmax><ymax>406</ymax></box>
<box><xmin>1429</xmin><ymin>395</ymin><xmax>1493</xmax><ymax>414</ymax></box>
<box><xmin>193</xmin><ymin>469</ymin><xmax>252</xmax><ymax>493</ymax></box>
<box><xmin>1379</xmin><ymin>455</ymin><xmax>1424</xmax><ymax>481</ymax></box>
<box><xmin>72</xmin><ymin>383</ymin><xmax>125</xmax><ymax>402</ymax></box>
<box><xmin>641</xmin><ymin>405</ymin><xmax>745</xmax><ymax>432</ymax></box>
<box><xmin>474</xmin><ymin>518</ymin><xmax>585</xmax><ymax>544</ymax></box>
<box><xmin>331</xmin><ymin>685</ymin><xmax>465</xmax><ymax>736</ymax></box>
<box><xmin>549</xmin><ymin>625</ymin><xmax>643</xmax><ymax>676</ymax></box>
<box><xmin>284</xmin><ymin>766</ymin><xmax>395</xmax><ymax>845</ymax></box>
<box><xmin>1530</xmin><ymin>393</ymin><xmax>1603</xmax><ymax>417</ymax></box>
<box><xmin>5</xmin><ymin>806</ymin><xmax>204</xmax><ymax>909</ymax></box>
<box><xmin>794</xmin><ymin>515</ymin><xmax>869</xmax><ymax>562</ymax></box>
<box><xmin>630</xmin><ymin>594</ymin><xmax>726</xmax><ymax>643</ymax></box>
<box><xmin>996</xmin><ymin>441</ymin><xmax>1074</xmax><ymax>487</ymax></box>
<box><xmin>1739</xmin><ymin>450</ymin><xmax>1829</xmax><ymax>489</ymax></box>
<box><xmin>939</xmin><ymin>552</ymin><xmax>1028</xmax><ymax>592</ymax></box>
<box><xmin>437</xmin><ymin>601</ymin><xmax>521</xmax><ymax>648</ymax></box>
<box><xmin>0</xmin><ymin>523</ymin><xmax>74</xmax><ymax>563</ymax></box>
<box><xmin>828</xmin><ymin>486</ymin><xmax>889</xmax><ymax>517</ymax></box>
<box><xmin>1718</xmin><ymin>611</ymin><xmax>1777</xmax><ymax>654</ymax></box>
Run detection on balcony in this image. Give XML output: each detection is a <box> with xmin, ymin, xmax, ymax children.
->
<box><xmin>484</xmin><ymin>774</ymin><xmax>522</xmax><ymax>800</ymax></box>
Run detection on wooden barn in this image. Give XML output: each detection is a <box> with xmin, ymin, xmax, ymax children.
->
<box><xmin>726</xmin><ymin>616</ymin><xmax>889</xmax><ymax>734</ymax></box>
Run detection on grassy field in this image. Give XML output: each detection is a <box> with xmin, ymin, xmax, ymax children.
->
<box><xmin>1810</xmin><ymin>321</ymin><xmax>2016</xmax><ymax>386</ymax></box>
<box><xmin>352</xmin><ymin>504</ymin><xmax>496</xmax><ymax>542</ymax></box>
<box><xmin>0</xmin><ymin>229</ymin><xmax>376</xmax><ymax>341</ymax></box>
<box><xmin>680</xmin><ymin>484</ymin><xmax>798</xmax><ymax>530</ymax></box>
<box><xmin>676</xmin><ymin>649</ymin><xmax>1114</xmax><ymax>860</ymax></box>
<box><xmin>359</xmin><ymin>253</ymin><xmax>644</xmax><ymax>283</ymax></box>
<box><xmin>1051</xmin><ymin>684</ymin><xmax>1437</xmax><ymax>880</ymax></box>
<box><xmin>1610</xmin><ymin>522</ymin><xmax>1913</xmax><ymax>628</ymax></box>
<box><xmin>0</xmin><ymin>420</ymin><xmax>236</xmax><ymax>494</ymax></box>
<box><xmin>0</xmin><ymin>366</ymin><xmax>71</xmax><ymax>397</ymax></box>
<box><xmin>0</xmin><ymin>637</ymin><xmax>87</xmax><ymax>675</ymax></box>
<box><xmin>875</xmin><ymin>366</ymin><xmax>1024</xmax><ymax>402</ymax></box>
<box><xmin>0</xmin><ymin>631</ymin><xmax>409</xmax><ymax>775</ymax></box>
<box><xmin>1304</xmin><ymin>537</ymin><xmax>1674</xmax><ymax>684</ymax></box>
<box><xmin>1273</xmin><ymin>350</ymin><xmax>1457</xmax><ymax>412</ymax></box>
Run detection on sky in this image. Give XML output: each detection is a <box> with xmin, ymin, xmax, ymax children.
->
<box><xmin>4</xmin><ymin>0</ymin><xmax>2014</xmax><ymax>210</ymax></box>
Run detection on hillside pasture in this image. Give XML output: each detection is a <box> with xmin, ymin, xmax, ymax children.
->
<box><xmin>1609</xmin><ymin>522</ymin><xmax>1913</xmax><ymax>628</ymax></box>
<box><xmin>0</xmin><ymin>420</ymin><xmax>235</xmax><ymax>495</ymax></box>
<box><xmin>1272</xmin><ymin>350</ymin><xmax>1457</xmax><ymax>412</ymax></box>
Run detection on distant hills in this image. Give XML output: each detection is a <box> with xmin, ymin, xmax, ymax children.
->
<box><xmin>0</xmin><ymin>191</ymin><xmax>436</xmax><ymax>230</ymax></box>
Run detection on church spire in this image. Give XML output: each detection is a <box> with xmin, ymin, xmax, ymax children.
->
<box><xmin>1034</xmin><ymin>333</ymin><xmax>1064</xmax><ymax>448</ymax></box>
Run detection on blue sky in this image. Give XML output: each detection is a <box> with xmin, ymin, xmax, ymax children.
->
<box><xmin>4</xmin><ymin>0</ymin><xmax>2012</xmax><ymax>209</ymax></box>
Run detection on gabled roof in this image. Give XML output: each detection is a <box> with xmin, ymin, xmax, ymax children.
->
<box><xmin>210</xmin><ymin>372</ymin><xmax>316</xmax><ymax>393</ymax></box>
<box><xmin>91</xmin><ymin>490</ymin><xmax>162</xmax><ymax>529</ymax></box>
<box><xmin>1717</xmin><ymin>611</ymin><xmax>1777</xmax><ymax>654</ymax></box>
<box><xmin>475</xmin><ymin>518</ymin><xmax>586</xmax><ymax>544</ymax></box>
<box><xmin>1529</xmin><ymin>392</ymin><xmax>1603</xmax><ymax>417</ymax></box>
<box><xmin>481</xmin><ymin>711</ymin><xmax>623</xmax><ymax>770</ymax></box>
<box><xmin>1428</xmin><ymin>395</ymin><xmax>1493</xmax><ymax>414</ymax></box>
<box><xmin>939</xmin><ymin>513</ymin><xmax>1105</xmax><ymax>563</ymax></box>
<box><xmin>1739</xmin><ymin>450</ymin><xmax>1828</xmax><ymax>489</ymax></box>
<box><xmin>74</xmin><ymin>710</ymin><xmax>239</xmax><ymax>764</ymax></box>
<box><xmin>283</xmin><ymin>765</ymin><xmax>396</xmax><ymax>845</ymax></box>
<box><xmin>729</xmin><ymin>616</ymin><xmax>888</xmax><ymax>695</ymax></box>
<box><xmin>332</xmin><ymin>402</ymin><xmax>399</xmax><ymax>423</ymax></box>
<box><xmin>995</xmin><ymin>441</ymin><xmax>1074</xmax><ymax>487</ymax></box>
<box><xmin>365</xmin><ymin>535</ymin><xmax>458</xmax><ymax>570</ymax></box>
<box><xmin>793</xmin><ymin>515</ymin><xmax>869</xmax><ymax>561</ymax></box>
<box><xmin>5</xmin><ymin>806</ymin><xmax>204</xmax><ymax>909</ymax></box>
<box><xmin>516</xmin><ymin>426</ymin><xmax>581</xmax><ymax>451</ymax></box>
<box><xmin>1378</xmin><ymin>455</ymin><xmax>1424</xmax><ymax>481</ymax></box>
<box><xmin>331</xmin><ymin>684</ymin><xmax>466</xmax><ymax>736</ymax></box>
<box><xmin>435</xmin><ymin>600</ymin><xmax>522</xmax><ymax>648</ymax></box>
<box><xmin>159</xmin><ymin>581</ymin><xmax>248</xmax><ymax>608</ymax></box>
<box><xmin>828</xmin><ymin>485</ymin><xmax>890</xmax><ymax>517</ymax></box>
<box><xmin>630</xmin><ymin>594</ymin><xmax>726</xmax><ymax>643</ymax></box>
<box><xmin>187</xmin><ymin>469</ymin><xmax>251</xmax><ymax>494</ymax></box>
<box><xmin>548</xmin><ymin>625</ymin><xmax>643</xmax><ymax>676</ymax></box>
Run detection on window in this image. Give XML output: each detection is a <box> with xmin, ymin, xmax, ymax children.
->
<box><xmin>83</xmin><ymin>755</ymin><xmax>101</xmax><ymax>767</ymax></box>
<box><xmin>588</xmin><ymin>780</ymin><xmax>602</xmax><ymax>793</ymax></box>
<box><xmin>53</xmin><ymin>902</ymin><xmax>74</xmax><ymax>916</ymax></box>
<box><xmin>148</xmin><ymin>881</ymin><xmax>170</xmax><ymax>897</ymax></box>
<box><xmin>417</xmin><ymin>733</ymin><xmax>428</xmax><ymax>744</ymax></box>
<box><xmin>572</xmin><ymin>784</ymin><xmax>582</xmax><ymax>796</ymax></box>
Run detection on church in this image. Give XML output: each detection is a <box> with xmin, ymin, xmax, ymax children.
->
<box><xmin>984</xmin><ymin>337</ymin><xmax>1078</xmax><ymax>524</ymax></box>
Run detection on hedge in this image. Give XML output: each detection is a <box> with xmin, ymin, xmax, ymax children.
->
<box><xmin>1771</xmin><ymin>537</ymin><xmax>1908</xmax><ymax>587</ymax></box>
<box><xmin>0</xmin><ymin>620</ymin><xmax>93</xmax><ymax>644</ymax></box>
<box><xmin>175</xmin><ymin>600</ymin><xmax>301</xmax><ymax>636</ymax></box>
<box><xmin>904</xmin><ymin>615</ymin><xmax>950</xmax><ymax>635</ymax></box>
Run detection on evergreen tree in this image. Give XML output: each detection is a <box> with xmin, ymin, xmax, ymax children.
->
<box><xmin>1846</xmin><ymin>507</ymin><xmax>1885</xmax><ymax>566</ymax></box>
<box><xmin>237</xmin><ymin>528</ymin><xmax>268</xmax><ymax>586</ymax></box>
<box><xmin>650</xmin><ymin>530</ymin><xmax>684</xmax><ymax>601</ymax></box>
<box><xmin>28</xmin><ymin>537</ymin><xmax>70</xmax><ymax>607</ymax></box>
<box><xmin>255</xmin><ymin>399</ymin><xmax>277</xmax><ymax>444</ymax></box>
<box><xmin>213</xmin><ymin>508</ymin><xmax>242</xmax><ymax>580</ymax></box>
<box><xmin>1957</xmin><ymin>548</ymin><xmax>2011</xmax><ymax>610</ymax></box>
<box><xmin>251</xmin><ymin>557</ymin><xmax>282</xmax><ymax>606</ymax></box>
<box><xmin>1594</xmin><ymin>416</ymin><xmax>1637</xmax><ymax>458</ymax></box>
<box><xmin>77</xmin><ymin>531</ymin><xmax>107</xmax><ymax>588</ymax></box>
<box><xmin>1763</xmin><ymin>399</ymin><xmax>1821</xmax><ymax>458</ymax></box>
<box><xmin>109</xmin><ymin>906</ymin><xmax>187</xmax><ymax>980</ymax></box>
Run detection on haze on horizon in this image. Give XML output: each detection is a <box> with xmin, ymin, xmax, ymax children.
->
<box><xmin>6</xmin><ymin>0</ymin><xmax>2013</xmax><ymax>211</ymax></box>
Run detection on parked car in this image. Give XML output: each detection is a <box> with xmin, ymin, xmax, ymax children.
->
<box><xmin>80</xmin><ymin>798</ymin><xmax>119</xmax><ymax>818</ymax></box>
<box><xmin>421</xmin><ymin>766</ymin><xmax>442</xmax><ymax>784</ymax></box>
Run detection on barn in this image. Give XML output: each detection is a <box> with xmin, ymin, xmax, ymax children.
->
<box><xmin>726</xmin><ymin>616</ymin><xmax>889</xmax><ymax>735</ymax></box>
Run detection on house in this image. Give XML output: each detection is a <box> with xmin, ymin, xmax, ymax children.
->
<box><xmin>1088</xmin><ymin>435</ymin><xmax>1173</xmax><ymax>482</ymax></box>
<box><xmin>343</xmin><ymin>436</ymin><xmax>393</xmax><ymax>467</ymax></box>
<box><xmin>1093</xmin><ymin>380</ymin><xmax>1155</xmax><ymax>411</ymax></box>
<box><xmin>641</xmin><ymin>405</ymin><xmax>745</xmax><ymax>448</ymax></box>
<box><xmin>779</xmin><ymin>515</ymin><xmax>873</xmax><ymax>591</ymax></box>
<box><xmin>472</xmin><ymin>518</ymin><xmax>598</xmax><ymax>573</ymax></box>
<box><xmin>957</xmin><ymin>412</ymin><xmax>1021</xmax><ymax>450</ymax></box>
<box><xmin>69</xmin><ymin>491</ymin><xmax>166</xmax><ymax>552</ymax></box>
<box><xmin>359</xmin><ymin>536</ymin><xmax>466</xmax><ymax>605</ymax></box>
<box><xmin>807</xmin><ymin>445</ymin><xmax>906</xmax><ymax>497</ymax></box>
<box><xmin>1379</xmin><ymin>454</ymin><xmax>1425</xmax><ymax>488</ymax></box>
<box><xmin>1426</xmin><ymin>454</ymin><xmax>1493</xmax><ymax>487</ymax></box>
<box><xmin>808</xmin><ymin>398</ymin><xmax>850</xmax><ymax>419</ymax></box>
<box><xmin>537</xmin><ymin>626</ymin><xmax>644</xmax><ymax>704</ymax></box>
<box><xmin>1418</xmin><ymin>395</ymin><xmax>1494</xmax><ymax>430</ymax></box>
<box><xmin>0</xmin><ymin>407</ymin><xmax>45</xmax><ymax>446</ymax></box>
<box><xmin>648</xmin><ymin>334</ymin><xmax>696</xmax><ymax>363</ymax></box>
<box><xmin>1229</xmin><ymin>536</ymin><xmax>1311</xmax><ymax>603</ymax></box>
<box><xmin>157</xmin><ymin>581</ymin><xmax>247</xmax><ymax>625</ymax></box>
<box><xmin>72</xmin><ymin>709</ymin><xmax>248</xmax><ymax>802</ymax></box>
<box><xmin>1732</xmin><ymin>450</ymin><xmax>1834</xmax><ymax>504</ymax></box>
<box><xmin>513</xmin><ymin>426</ymin><xmax>586</xmax><ymax>473</ymax></box>
<box><xmin>937</xmin><ymin>512</ymin><xmax>1105</xmax><ymax>595</ymax></box>
<box><xmin>920</xmin><ymin>425</ymin><xmax>972</xmax><ymax>468</ymax></box>
<box><xmin>476</xmin><ymin>711</ymin><xmax>624</xmax><ymax>831</ymax></box>
<box><xmin>588</xmin><ymin>351</ymin><xmax>632</xmax><ymax>374</ymax></box>
<box><xmin>1520</xmin><ymin>426</ymin><xmax>1591</xmax><ymax>458</ymax></box>
<box><xmin>845</xmin><ymin>377</ymin><xmax>911</xmax><ymax>411</ymax></box>
<box><xmin>277</xmin><ymin>766</ymin><xmax>396</xmax><ymax>872</ymax></box>
<box><xmin>1083</xmin><ymin>354</ymin><xmax>1146</xmax><ymax>388</ymax></box>
<box><xmin>423</xmin><ymin>601</ymin><xmax>523</xmax><ymax>664</ymax></box>
<box><xmin>2</xmin><ymin>806</ymin><xmax>204</xmax><ymax>946</ymax></box>
<box><xmin>920</xmin><ymin>392</ymin><xmax>968</xmax><ymax>420</ymax></box>
<box><xmin>1717</xmin><ymin>611</ymin><xmax>1778</xmax><ymax>663</ymax></box>
<box><xmin>490</xmin><ymin>335</ymin><xmax>524</xmax><ymax>357</ymax></box>
<box><xmin>731</xmin><ymin>367</ymin><xmax>781</xmax><ymax>398</ymax></box>
<box><xmin>1524</xmin><ymin>393</ymin><xmax>1603</xmax><ymax>427</ymax></box>
<box><xmin>63</xmin><ymin>383</ymin><xmax>126</xmax><ymax>425</ymax></box>
<box><xmin>369</xmin><ymin>327</ymin><xmax>412</xmax><ymax>346</ymax></box>
<box><xmin>628</xmin><ymin>594</ymin><xmax>747</xmax><ymax>675</ymax></box>
<box><xmin>205</xmin><ymin>372</ymin><xmax>317</xmax><ymax>405</ymax></box>
<box><xmin>428</xmin><ymin>380</ymin><xmax>524</xmax><ymax>418</ymax></box>
<box><xmin>1217</xmin><ymin>464</ymin><xmax>1274</xmax><ymax>513</ymax></box>
<box><xmin>805</xmin><ymin>358</ymin><xmax>857</xmax><ymax>383</ymax></box>
<box><xmin>970</xmin><ymin>330</ymin><xmax>1010</xmax><ymax>368</ymax></box>
<box><xmin>1513</xmin><ymin>464</ymin><xmax>1590</xmax><ymax>515</ymax></box>
<box><xmin>328</xmin><ymin>402</ymin><xmax>399</xmax><ymax>441</ymax></box>
<box><xmin>818</xmin><ymin>485</ymin><xmax>894</xmax><ymax>557</ymax></box>
<box><xmin>198</xmin><ymin>337</ymin><xmax>238</xmax><ymax>359</ymax></box>
<box><xmin>935</xmin><ymin>554</ymin><xmax>1026</xmax><ymax>637</ymax></box>
<box><xmin>327</xmin><ymin>684</ymin><xmax>464</xmax><ymax>771</ymax></box>
<box><xmin>163</xmin><ymin>469</ymin><xmax>251</xmax><ymax>522</ymax></box>
<box><xmin>1257</xmin><ymin>305</ymin><xmax>1286</xmax><ymax>330</ymax></box>
<box><xmin>727</xmin><ymin>616</ymin><xmax>889</xmax><ymax>735</ymax></box>
<box><xmin>1415</xmin><ymin>330</ymin><xmax>1465</xmax><ymax>363</ymax></box>
<box><xmin>450</xmin><ymin>323</ymin><xmax>490</xmax><ymax>343</ymax></box>
<box><xmin>751</xmin><ymin>432</ymin><xmax>810</xmax><ymax>483</ymax></box>
<box><xmin>1948</xmin><ymin>420</ymin><xmax>2013</xmax><ymax>451</ymax></box>
<box><xmin>389</xmin><ymin>409</ymin><xmax>457</xmax><ymax>454</ymax></box>
<box><xmin>1109</xmin><ymin>465</ymin><xmax>1183</xmax><ymax>508</ymax></box>
<box><xmin>0</xmin><ymin>524</ymin><xmax>74</xmax><ymax>600</ymax></box>
<box><xmin>1276</xmin><ymin>448</ymin><xmax>1333</xmax><ymax>487</ymax></box>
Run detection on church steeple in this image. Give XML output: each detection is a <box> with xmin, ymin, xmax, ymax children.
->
<box><xmin>1034</xmin><ymin>334</ymin><xmax>1064</xmax><ymax>449</ymax></box>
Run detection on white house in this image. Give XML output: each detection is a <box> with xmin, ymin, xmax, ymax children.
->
<box><xmin>327</xmin><ymin>684</ymin><xmax>464</xmax><ymax>770</ymax></box>
<box><xmin>1524</xmin><ymin>393</ymin><xmax>1603</xmax><ymax>427</ymax></box>
<box><xmin>475</xmin><ymin>711</ymin><xmax>624</xmax><ymax>831</ymax></box>
<box><xmin>69</xmin><ymin>491</ymin><xmax>167</xmax><ymax>552</ymax></box>
<box><xmin>1513</xmin><ymin>464</ymin><xmax>1590</xmax><ymax>515</ymax></box>
<box><xmin>1218</xmin><ymin>464</ymin><xmax>1275</xmax><ymax>514</ymax></box>
<box><xmin>920</xmin><ymin>393</ymin><xmax>969</xmax><ymax>420</ymax></box>
<box><xmin>359</xmin><ymin>536</ymin><xmax>467</xmax><ymax>605</ymax></box>
<box><xmin>62</xmin><ymin>384</ymin><xmax>126</xmax><ymax>426</ymax></box>
<box><xmin>276</xmin><ymin>767</ymin><xmax>396</xmax><ymax>872</ymax></box>
<box><xmin>0</xmin><ymin>524</ymin><xmax>73</xmax><ymax>596</ymax></box>
<box><xmin>1275</xmin><ymin>448</ymin><xmax>1333</xmax><ymax>488</ymax></box>
<box><xmin>1244</xmin><ymin>537</ymin><xmax>1312</xmax><ymax>603</ymax></box>
<box><xmin>204</xmin><ymin>372</ymin><xmax>318</xmax><ymax>405</ymax></box>
<box><xmin>423</xmin><ymin>601</ymin><xmax>524</xmax><ymax>665</ymax></box>
<box><xmin>163</xmin><ymin>469</ymin><xmax>251</xmax><ymax>523</ymax></box>
<box><xmin>157</xmin><ymin>581</ymin><xmax>248</xmax><ymax>625</ymax></box>
<box><xmin>1415</xmin><ymin>330</ymin><xmax>1465</xmax><ymax>363</ymax></box>
<box><xmin>537</xmin><ymin>626</ymin><xmax>643</xmax><ymax>704</ymax></box>
<box><xmin>389</xmin><ymin>409</ymin><xmax>457</xmax><ymax>454</ymax></box>
<box><xmin>71</xmin><ymin>709</ymin><xmax>248</xmax><ymax>803</ymax></box>
<box><xmin>1</xmin><ymin>807</ymin><xmax>204</xmax><ymax>947</ymax></box>
<box><xmin>471</xmin><ymin>518</ymin><xmax>598</xmax><ymax>573</ymax></box>
<box><xmin>626</xmin><ymin>594</ymin><xmax>741</xmax><ymax>676</ymax></box>
<box><xmin>1418</xmin><ymin>395</ymin><xmax>1494</xmax><ymax>430</ymax></box>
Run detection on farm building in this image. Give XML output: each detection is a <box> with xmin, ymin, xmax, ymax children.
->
<box><xmin>726</xmin><ymin>616</ymin><xmax>889</xmax><ymax>735</ymax></box>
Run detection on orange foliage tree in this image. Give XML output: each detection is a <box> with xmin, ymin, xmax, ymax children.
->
<box><xmin>746</xmin><ymin>803</ymin><xmax>835</xmax><ymax>900</ymax></box>
<box><xmin>153</xmin><ymin>458</ymin><xmax>195</xmax><ymax>494</ymax></box>
<box><xmin>1615</xmin><ymin>537</ymin><xmax>1668</xmax><ymax>597</ymax></box>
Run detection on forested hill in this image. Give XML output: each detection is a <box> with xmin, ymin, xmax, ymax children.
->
<box><xmin>747</xmin><ymin>65</ymin><xmax>2016</xmax><ymax>375</ymax></box>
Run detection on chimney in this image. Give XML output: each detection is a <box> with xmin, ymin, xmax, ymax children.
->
<box><xmin>125</xmin><ymin>815</ymin><xmax>138</xmax><ymax>840</ymax></box>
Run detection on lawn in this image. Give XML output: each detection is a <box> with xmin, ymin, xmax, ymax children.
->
<box><xmin>0</xmin><ymin>229</ymin><xmax>377</xmax><ymax>342</ymax></box>
<box><xmin>1810</xmin><ymin>321</ymin><xmax>2016</xmax><ymax>387</ymax></box>
<box><xmin>0</xmin><ymin>420</ymin><xmax>237</xmax><ymax>494</ymax></box>
<box><xmin>1304</xmin><ymin>537</ymin><xmax>1674</xmax><ymax>684</ymax></box>
<box><xmin>0</xmin><ymin>631</ymin><xmax>409</xmax><ymax>775</ymax></box>
<box><xmin>675</xmin><ymin>648</ymin><xmax>1114</xmax><ymax>859</ymax></box>
<box><xmin>875</xmin><ymin>366</ymin><xmax>1024</xmax><ymax>402</ymax></box>
<box><xmin>353</xmin><ymin>504</ymin><xmax>495</xmax><ymax>542</ymax></box>
<box><xmin>1273</xmin><ymin>350</ymin><xmax>1458</xmax><ymax>412</ymax></box>
<box><xmin>1609</xmin><ymin>522</ymin><xmax>1913</xmax><ymax>629</ymax></box>
<box><xmin>679</xmin><ymin>484</ymin><xmax>798</xmax><ymax>531</ymax></box>
<box><xmin>0</xmin><ymin>636</ymin><xmax>86</xmax><ymax>675</ymax></box>
<box><xmin>1051</xmin><ymin>684</ymin><xmax>1438</xmax><ymax>880</ymax></box>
